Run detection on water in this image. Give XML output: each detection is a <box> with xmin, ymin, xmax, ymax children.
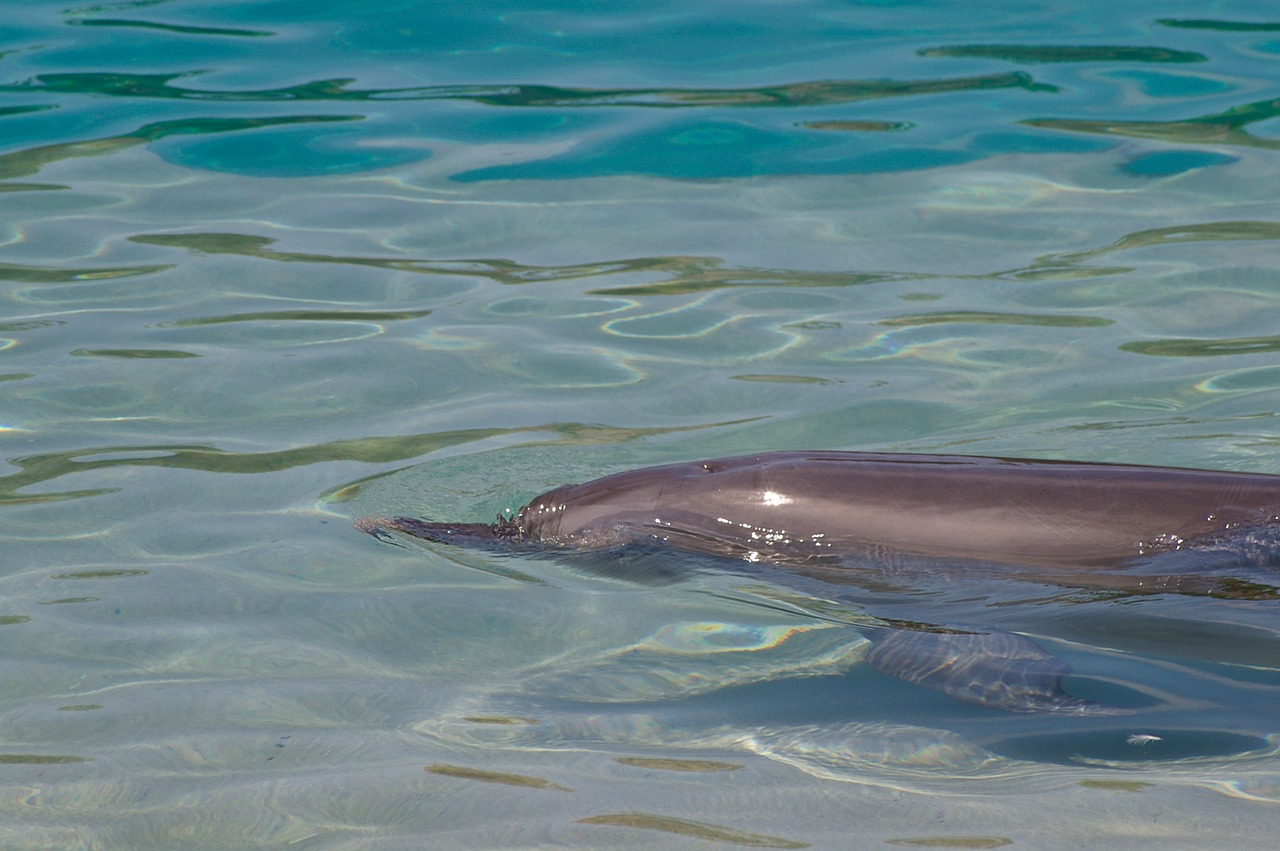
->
<box><xmin>3</xmin><ymin>0</ymin><xmax>1280</xmax><ymax>846</ymax></box>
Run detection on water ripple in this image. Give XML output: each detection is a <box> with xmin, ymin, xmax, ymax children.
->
<box><xmin>67</xmin><ymin>18</ymin><xmax>274</xmax><ymax>38</ymax></box>
<box><xmin>1026</xmin><ymin>98</ymin><xmax>1280</xmax><ymax>151</ymax></box>
<box><xmin>7</xmin><ymin>71</ymin><xmax>1052</xmax><ymax>107</ymax></box>
<box><xmin>0</xmin><ymin>420</ymin><xmax>752</xmax><ymax>505</ymax></box>
<box><xmin>0</xmin><ymin>115</ymin><xmax>360</xmax><ymax>185</ymax></box>
<box><xmin>921</xmin><ymin>45</ymin><xmax>1206</xmax><ymax>63</ymax></box>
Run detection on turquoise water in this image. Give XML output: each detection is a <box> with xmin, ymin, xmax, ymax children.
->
<box><xmin>4</xmin><ymin>0</ymin><xmax>1280</xmax><ymax>846</ymax></box>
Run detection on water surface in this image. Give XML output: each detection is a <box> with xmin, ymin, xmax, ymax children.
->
<box><xmin>2</xmin><ymin>1</ymin><xmax>1280</xmax><ymax>847</ymax></box>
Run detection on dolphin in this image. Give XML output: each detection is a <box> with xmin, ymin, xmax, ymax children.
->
<box><xmin>357</xmin><ymin>451</ymin><xmax>1280</xmax><ymax>712</ymax></box>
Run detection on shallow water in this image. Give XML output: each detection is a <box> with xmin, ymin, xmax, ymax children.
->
<box><xmin>3</xmin><ymin>0</ymin><xmax>1280</xmax><ymax>847</ymax></box>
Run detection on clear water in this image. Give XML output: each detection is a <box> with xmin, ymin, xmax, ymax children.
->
<box><xmin>3</xmin><ymin>0</ymin><xmax>1280</xmax><ymax>847</ymax></box>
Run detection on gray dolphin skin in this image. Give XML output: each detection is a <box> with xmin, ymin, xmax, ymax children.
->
<box><xmin>358</xmin><ymin>451</ymin><xmax>1280</xmax><ymax>712</ymax></box>
<box><xmin>361</xmin><ymin>451</ymin><xmax>1280</xmax><ymax>572</ymax></box>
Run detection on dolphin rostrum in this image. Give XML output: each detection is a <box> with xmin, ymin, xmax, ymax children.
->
<box><xmin>357</xmin><ymin>451</ymin><xmax>1280</xmax><ymax>712</ymax></box>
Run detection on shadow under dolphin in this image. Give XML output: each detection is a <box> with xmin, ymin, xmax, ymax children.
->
<box><xmin>357</xmin><ymin>451</ymin><xmax>1280</xmax><ymax>714</ymax></box>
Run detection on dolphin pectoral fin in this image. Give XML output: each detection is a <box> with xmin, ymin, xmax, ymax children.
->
<box><xmin>866</xmin><ymin>626</ymin><xmax>1128</xmax><ymax>715</ymax></box>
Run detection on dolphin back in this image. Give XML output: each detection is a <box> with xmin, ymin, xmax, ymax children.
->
<box><xmin>358</xmin><ymin>451</ymin><xmax>1280</xmax><ymax>569</ymax></box>
<box><xmin>355</xmin><ymin>450</ymin><xmax>1280</xmax><ymax>714</ymax></box>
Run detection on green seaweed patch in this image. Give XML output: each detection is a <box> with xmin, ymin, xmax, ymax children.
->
<box><xmin>1108</xmin><ymin>221</ymin><xmax>1280</xmax><ymax>247</ymax></box>
<box><xmin>162</xmin><ymin>308</ymin><xmax>431</xmax><ymax>327</ymax></box>
<box><xmin>1079</xmin><ymin>779</ymin><xmax>1153</xmax><ymax>792</ymax></box>
<box><xmin>0</xmin><ymin>261</ymin><xmax>171</xmax><ymax>284</ymax></box>
<box><xmin>465</xmin><ymin>72</ymin><xmax>1051</xmax><ymax>107</ymax></box>
<box><xmin>784</xmin><ymin>320</ymin><xmax>843</xmax><ymax>329</ymax></box>
<box><xmin>1031</xmin><ymin>222</ymin><xmax>1280</xmax><ymax>270</ymax></box>
<box><xmin>0</xmin><ymin>615</ymin><xmax>31</xmax><ymax>625</ymax></box>
<box><xmin>878</xmin><ymin>311</ymin><xmax>1112</xmax><ymax>328</ymax></box>
<box><xmin>0</xmin><ymin>114</ymin><xmax>358</xmax><ymax>182</ymax></box>
<box><xmin>1023</xmin><ymin>95</ymin><xmax>1280</xmax><ymax>150</ymax></box>
<box><xmin>919</xmin><ymin>45</ymin><xmax>1206</xmax><ymax>63</ymax></box>
<box><xmin>1003</xmin><ymin>265</ymin><xmax>1133</xmax><ymax>282</ymax></box>
<box><xmin>885</xmin><ymin>839</ymin><xmax>1012</xmax><ymax>849</ymax></box>
<box><xmin>590</xmin><ymin>270</ymin><xmax>904</xmax><ymax>297</ymax></box>
<box><xmin>71</xmin><ymin>348</ymin><xmax>200</xmax><ymax>359</ymax></box>
<box><xmin>426</xmin><ymin>763</ymin><xmax>571</xmax><ymax>791</ymax></box>
<box><xmin>51</xmin><ymin>569</ymin><xmax>148</xmax><ymax>580</ymax></box>
<box><xmin>0</xmin><ymin>373</ymin><xmax>34</xmax><ymax>382</ymax></box>
<box><xmin>1121</xmin><ymin>335</ymin><xmax>1280</xmax><ymax>357</ymax></box>
<box><xmin>0</xmin><ymin>754</ymin><xmax>89</xmax><ymax>764</ymax></box>
<box><xmin>132</xmin><ymin>231</ymin><xmax>692</xmax><ymax>285</ymax></box>
<box><xmin>69</xmin><ymin>18</ymin><xmax>274</xmax><ymax>37</ymax></box>
<box><xmin>0</xmin><ymin>319</ymin><xmax>67</xmax><ymax>332</ymax></box>
<box><xmin>132</xmin><ymin>232</ymin><xmax>275</xmax><ymax>254</ymax></box>
<box><xmin>0</xmin><ymin>183</ymin><xmax>66</xmax><ymax>193</ymax></box>
<box><xmin>803</xmin><ymin>120</ymin><xmax>911</xmax><ymax>132</ymax></box>
<box><xmin>38</xmin><ymin>597</ymin><xmax>100</xmax><ymax>604</ymax></box>
<box><xmin>11</xmin><ymin>70</ymin><xmax>1049</xmax><ymax>106</ymax></box>
<box><xmin>57</xmin><ymin>704</ymin><xmax>104</xmax><ymax>712</ymax></box>
<box><xmin>1024</xmin><ymin>116</ymin><xmax>1237</xmax><ymax>147</ymax></box>
<box><xmin>616</xmin><ymin>757</ymin><xmax>744</xmax><ymax>772</ymax></box>
<box><xmin>1206</xmin><ymin>577</ymin><xmax>1280</xmax><ymax>601</ymax></box>
<box><xmin>0</xmin><ymin>105</ymin><xmax>55</xmax><ymax>118</ymax></box>
<box><xmin>575</xmin><ymin>813</ymin><xmax>808</xmax><ymax>848</ymax></box>
<box><xmin>128</xmin><ymin>231</ymin><xmax>926</xmax><ymax>296</ymax></box>
<box><xmin>0</xmin><ymin>488</ymin><xmax>119</xmax><ymax>507</ymax></box>
<box><xmin>462</xmin><ymin>715</ymin><xmax>539</xmax><ymax>725</ymax></box>
<box><xmin>473</xmin><ymin>73</ymin><xmax>1049</xmax><ymax>108</ymax></box>
<box><xmin>4</xmin><ymin>420</ymin><xmax>753</xmax><ymax>506</ymax></box>
<box><xmin>730</xmin><ymin>374</ymin><xmax>839</xmax><ymax>385</ymax></box>
<box><xmin>1157</xmin><ymin>19</ymin><xmax>1280</xmax><ymax>32</ymax></box>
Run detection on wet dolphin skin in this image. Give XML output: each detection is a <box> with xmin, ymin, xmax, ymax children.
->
<box><xmin>359</xmin><ymin>451</ymin><xmax>1280</xmax><ymax>712</ymax></box>
<box><xmin>361</xmin><ymin>451</ymin><xmax>1280</xmax><ymax>571</ymax></box>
